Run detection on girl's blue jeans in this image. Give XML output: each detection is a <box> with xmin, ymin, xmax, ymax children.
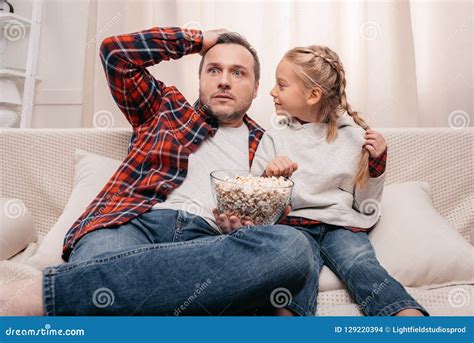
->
<box><xmin>287</xmin><ymin>223</ymin><xmax>429</xmax><ymax>316</ymax></box>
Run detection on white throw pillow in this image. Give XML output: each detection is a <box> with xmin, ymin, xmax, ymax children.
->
<box><xmin>26</xmin><ymin>149</ymin><xmax>121</xmax><ymax>270</ymax></box>
<box><xmin>0</xmin><ymin>198</ymin><xmax>36</xmax><ymax>260</ymax></box>
<box><xmin>319</xmin><ymin>181</ymin><xmax>474</xmax><ymax>291</ymax></box>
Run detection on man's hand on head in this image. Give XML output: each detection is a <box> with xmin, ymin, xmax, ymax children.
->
<box><xmin>200</xmin><ymin>29</ymin><xmax>230</xmax><ymax>56</ymax></box>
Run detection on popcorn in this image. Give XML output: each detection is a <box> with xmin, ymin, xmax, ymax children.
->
<box><xmin>211</xmin><ymin>174</ymin><xmax>293</xmax><ymax>225</ymax></box>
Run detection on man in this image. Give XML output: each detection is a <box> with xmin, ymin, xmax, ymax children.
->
<box><xmin>0</xmin><ymin>27</ymin><xmax>313</xmax><ymax>316</ymax></box>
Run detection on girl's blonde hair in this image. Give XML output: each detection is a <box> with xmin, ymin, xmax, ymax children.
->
<box><xmin>284</xmin><ymin>45</ymin><xmax>370</xmax><ymax>189</ymax></box>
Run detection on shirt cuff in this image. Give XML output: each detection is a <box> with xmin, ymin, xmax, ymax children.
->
<box><xmin>368</xmin><ymin>147</ymin><xmax>387</xmax><ymax>178</ymax></box>
<box><xmin>181</xmin><ymin>28</ymin><xmax>203</xmax><ymax>55</ymax></box>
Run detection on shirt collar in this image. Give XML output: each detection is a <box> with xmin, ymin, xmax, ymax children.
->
<box><xmin>285</xmin><ymin>111</ymin><xmax>354</xmax><ymax>130</ymax></box>
<box><xmin>193</xmin><ymin>99</ymin><xmax>219</xmax><ymax>135</ymax></box>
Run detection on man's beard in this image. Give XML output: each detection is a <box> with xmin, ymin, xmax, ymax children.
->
<box><xmin>199</xmin><ymin>92</ymin><xmax>253</xmax><ymax>124</ymax></box>
<box><xmin>203</xmin><ymin>105</ymin><xmax>243</xmax><ymax>123</ymax></box>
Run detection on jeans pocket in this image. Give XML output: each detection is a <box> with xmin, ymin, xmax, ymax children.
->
<box><xmin>175</xmin><ymin>211</ymin><xmax>221</xmax><ymax>242</ymax></box>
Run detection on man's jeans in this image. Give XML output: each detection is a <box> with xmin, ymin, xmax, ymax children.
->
<box><xmin>42</xmin><ymin>209</ymin><xmax>314</xmax><ymax>315</ymax></box>
<box><xmin>289</xmin><ymin>223</ymin><xmax>429</xmax><ymax>316</ymax></box>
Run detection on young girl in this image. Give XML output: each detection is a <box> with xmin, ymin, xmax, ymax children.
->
<box><xmin>249</xmin><ymin>45</ymin><xmax>429</xmax><ymax>316</ymax></box>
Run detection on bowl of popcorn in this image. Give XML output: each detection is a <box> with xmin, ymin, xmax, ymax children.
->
<box><xmin>210</xmin><ymin>170</ymin><xmax>294</xmax><ymax>226</ymax></box>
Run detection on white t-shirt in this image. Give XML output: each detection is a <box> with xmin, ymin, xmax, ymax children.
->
<box><xmin>152</xmin><ymin>123</ymin><xmax>249</xmax><ymax>231</ymax></box>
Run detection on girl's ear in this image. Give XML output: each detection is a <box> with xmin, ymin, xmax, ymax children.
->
<box><xmin>307</xmin><ymin>87</ymin><xmax>322</xmax><ymax>106</ymax></box>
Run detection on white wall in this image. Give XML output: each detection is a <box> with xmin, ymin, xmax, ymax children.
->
<box><xmin>33</xmin><ymin>0</ymin><xmax>89</xmax><ymax>128</ymax></box>
<box><xmin>7</xmin><ymin>0</ymin><xmax>88</xmax><ymax>128</ymax></box>
<box><xmin>7</xmin><ymin>0</ymin><xmax>473</xmax><ymax>129</ymax></box>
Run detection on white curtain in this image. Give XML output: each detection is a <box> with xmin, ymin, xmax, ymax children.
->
<box><xmin>81</xmin><ymin>0</ymin><xmax>473</xmax><ymax>130</ymax></box>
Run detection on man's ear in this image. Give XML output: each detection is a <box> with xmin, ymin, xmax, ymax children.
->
<box><xmin>253</xmin><ymin>81</ymin><xmax>259</xmax><ymax>99</ymax></box>
<box><xmin>307</xmin><ymin>87</ymin><xmax>322</xmax><ymax>106</ymax></box>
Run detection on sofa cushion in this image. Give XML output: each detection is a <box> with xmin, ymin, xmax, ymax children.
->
<box><xmin>0</xmin><ymin>198</ymin><xmax>36</xmax><ymax>260</ymax></box>
<box><xmin>26</xmin><ymin>149</ymin><xmax>121</xmax><ymax>269</ymax></box>
<box><xmin>369</xmin><ymin>181</ymin><xmax>473</xmax><ymax>288</ymax></box>
<box><xmin>320</xmin><ymin>181</ymin><xmax>474</xmax><ymax>291</ymax></box>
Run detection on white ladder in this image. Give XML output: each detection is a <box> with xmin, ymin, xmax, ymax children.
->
<box><xmin>0</xmin><ymin>0</ymin><xmax>43</xmax><ymax>128</ymax></box>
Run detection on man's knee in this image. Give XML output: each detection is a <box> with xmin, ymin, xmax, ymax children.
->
<box><xmin>255</xmin><ymin>225</ymin><xmax>314</xmax><ymax>285</ymax></box>
<box><xmin>274</xmin><ymin>225</ymin><xmax>313</xmax><ymax>270</ymax></box>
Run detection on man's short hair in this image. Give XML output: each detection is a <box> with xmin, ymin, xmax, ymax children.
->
<box><xmin>199</xmin><ymin>32</ymin><xmax>260</xmax><ymax>82</ymax></box>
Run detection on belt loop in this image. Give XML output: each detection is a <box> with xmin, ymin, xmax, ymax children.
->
<box><xmin>175</xmin><ymin>210</ymin><xmax>184</xmax><ymax>229</ymax></box>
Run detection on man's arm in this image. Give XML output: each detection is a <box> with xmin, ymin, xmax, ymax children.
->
<box><xmin>99</xmin><ymin>27</ymin><xmax>203</xmax><ymax>128</ymax></box>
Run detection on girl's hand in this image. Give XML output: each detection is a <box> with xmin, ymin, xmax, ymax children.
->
<box><xmin>364</xmin><ymin>129</ymin><xmax>387</xmax><ymax>158</ymax></box>
<box><xmin>265</xmin><ymin>156</ymin><xmax>298</xmax><ymax>177</ymax></box>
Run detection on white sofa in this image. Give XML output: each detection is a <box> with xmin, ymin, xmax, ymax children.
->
<box><xmin>1</xmin><ymin>127</ymin><xmax>473</xmax><ymax>316</ymax></box>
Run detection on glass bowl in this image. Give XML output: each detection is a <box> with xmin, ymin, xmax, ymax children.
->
<box><xmin>210</xmin><ymin>170</ymin><xmax>294</xmax><ymax>226</ymax></box>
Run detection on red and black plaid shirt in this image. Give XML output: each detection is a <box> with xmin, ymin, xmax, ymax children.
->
<box><xmin>279</xmin><ymin>148</ymin><xmax>387</xmax><ymax>232</ymax></box>
<box><xmin>62</xmin><ymin>27</ymin><xmax>264</xmax><ymax>261</ymax></box>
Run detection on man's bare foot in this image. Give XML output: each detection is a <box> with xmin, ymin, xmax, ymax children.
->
<box><xmin>394</xmin><ymin>308</ymin><xmax>425</xmax><ymax>316</ymax></box>
<box><xmin>0</xmin><ymin>276</ymin><xmax>44</xmax><ymax>316</ymax></box>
